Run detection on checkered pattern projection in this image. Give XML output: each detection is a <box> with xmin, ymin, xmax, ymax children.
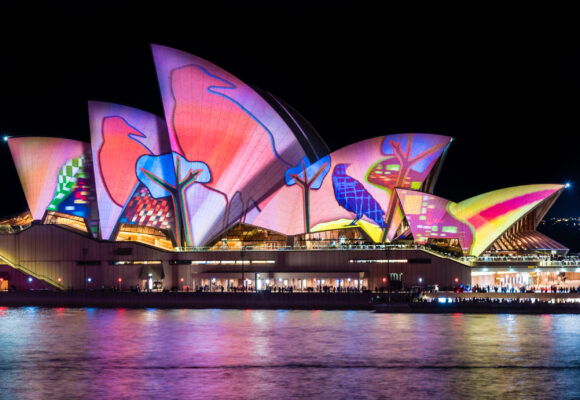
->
<box><xmin>8</xmin><ymin>137</ymin><xmax>88</xmax><ymax>220</ymax></box>
<box><xmin>47</xmin><ymin>154</ymin><xmax>85</xmax><ymax>212</ymax></box>
<box><xmin>120</xmin><ymin>185</ymin><xmax>174</xmax><ymax>230</ymax></box>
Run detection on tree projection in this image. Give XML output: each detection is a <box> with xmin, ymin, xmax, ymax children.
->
<box><xmin>285</xmin><ymin>155</ymin><xmax>330</xmax><ymax>232</ymax></box>
<box><xmin>136</xmin><ymin>153</ymin><xmax>211</xmax><ymax>247</ymax></box>
<box><xmin>366</xmin><ymin>134</ymin><xmax>448</xmax><ymax>242</ymax></box>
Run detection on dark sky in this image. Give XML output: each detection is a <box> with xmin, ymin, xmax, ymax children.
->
<box><xmin>1</xmin><ymin>1</ymin><xmax>579</xmax><ymax>218</ymax></box>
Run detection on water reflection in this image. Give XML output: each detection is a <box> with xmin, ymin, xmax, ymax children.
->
<box><xmin>0</xmin><ymin>309</ymin><xmax>580</xmax><ymax>399</ymax></box>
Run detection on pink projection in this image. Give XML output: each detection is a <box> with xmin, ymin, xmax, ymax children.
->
<box><xmin>397</xmin><ymin>185</ymin><xmax>564</xmax><ymax>256</ymax></box>
<box><xmin>396</xmin><ymin>189</ymin><xmax>474</xmax><ymax>254</ymax></box>
<box><xmin>88</xmin><ymin>101</ymin><xmax>171</xmax><ymax>240</ymax></box>
<box><xmin>252</xmin><ymin>134</ymin><xmax>451</xmax><ymax>242</ymax></box>
<box><xmin>151</xmin><ymin>45</ymin><xmax>308</xmax><ymax>246</ymax></box>
<box><xmin>8</xmin><ymin>137</ymin><xmax>88</xmax><ymax>220</ymax></box>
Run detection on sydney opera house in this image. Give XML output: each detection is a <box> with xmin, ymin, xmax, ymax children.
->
<box><xmin>0</xmin><ymin>45</ymin><xmax>572</xmax><ymax>293</ymax></box>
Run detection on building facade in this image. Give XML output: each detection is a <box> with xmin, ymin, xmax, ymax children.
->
<box><xmin>0</xmin><ymin>45</ymin><xmax>569</xmax><ymax>292</ymax></box>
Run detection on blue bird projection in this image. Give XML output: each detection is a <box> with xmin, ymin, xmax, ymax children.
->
<box><xmin>332</xmin><ymin>164</ymin><xmax>387</xmax><ymax>228</ymax></box>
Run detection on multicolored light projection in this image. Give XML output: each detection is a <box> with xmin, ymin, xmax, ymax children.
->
<box><xmin>397</xmin><ymin>184</ymin><xmax>564</xmax><ymax>256</ymax></box>
<box><xmin>8</xmin><ymin>138</ymin><xmax>93</xmax><ymax>220</ymax></box>
<box><xmin>5</xmin><ymin>45</ymin><xmax>565</xmax><ymax>254</ymax></box>
<box><xmin>151</xmin><ymin>44</ymin><xmax>310</xmax><ymax>245</ymax></box>
<box><xmin>253</xmin><ymin>134</ymin><xmax>451</xmax><ymax>242</ymax></box>
<box><xmin>89</xmin><ymin>101</ymin><xmax>171</xmax><ymax>240</ymax></box>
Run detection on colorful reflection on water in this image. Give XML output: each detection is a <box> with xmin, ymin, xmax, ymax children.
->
<box><xmin>1</xmin><ymin>309</ymin><xmax>580</xmax><ymax>399</ymax></box>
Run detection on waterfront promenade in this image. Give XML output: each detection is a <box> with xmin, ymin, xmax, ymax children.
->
<box><xmin>4</xmin><ymin>289</ymin><xmax>580</xmax><ymax>313</ymax></box>
<box><xmin>0</xmin><ymin>291</ymin><xmax>375</xmax><ymax>310</ymax></box>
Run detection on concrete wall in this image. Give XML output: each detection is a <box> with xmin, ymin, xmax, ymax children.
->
<box><xmin>0</xmin><ymin>225</ymin><xmax>471</xmax><ymax>290</ymax></box>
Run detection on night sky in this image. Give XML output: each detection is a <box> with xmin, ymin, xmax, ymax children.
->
<box><xmin>1</xmin><ymin>2</ymin><xmax>579</xmax><ymax>219</ymax></box>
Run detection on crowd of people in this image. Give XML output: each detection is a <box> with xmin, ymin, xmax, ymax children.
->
<box><xmin>466</xmin><ymin>284</ymin><xmax>580</xmax><ymax>294</ymax></box>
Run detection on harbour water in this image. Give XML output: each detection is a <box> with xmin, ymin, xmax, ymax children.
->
<box><xmin>1</xmin><ymin>307</ymin><xmax>580</xmax><ymax>399</ymax></box>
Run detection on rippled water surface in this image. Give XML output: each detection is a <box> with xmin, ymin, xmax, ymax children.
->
<box><xmin>2</xmin><ymin>308</ymin><xmax>580</xmax><ymax>399</ymax></box>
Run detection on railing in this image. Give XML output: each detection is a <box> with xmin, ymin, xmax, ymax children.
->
<box><xmin>0</xmin><ymin>253</ymin><xmax>64</xmax><ymax>290</ymax></box>
<box><xmin>538</xmin><ymin>260</ymin><xmax>580</xmax><ymax>267</ymax></box>
<box><xmin>174</xmin><ymin>244</ymin><xmax>580</xmax><ymax>266</ymax></box>
<box><xmin>174</xmin><ymin>243</ymin><xmax>425</xmax><ymax>252</ymax></box>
